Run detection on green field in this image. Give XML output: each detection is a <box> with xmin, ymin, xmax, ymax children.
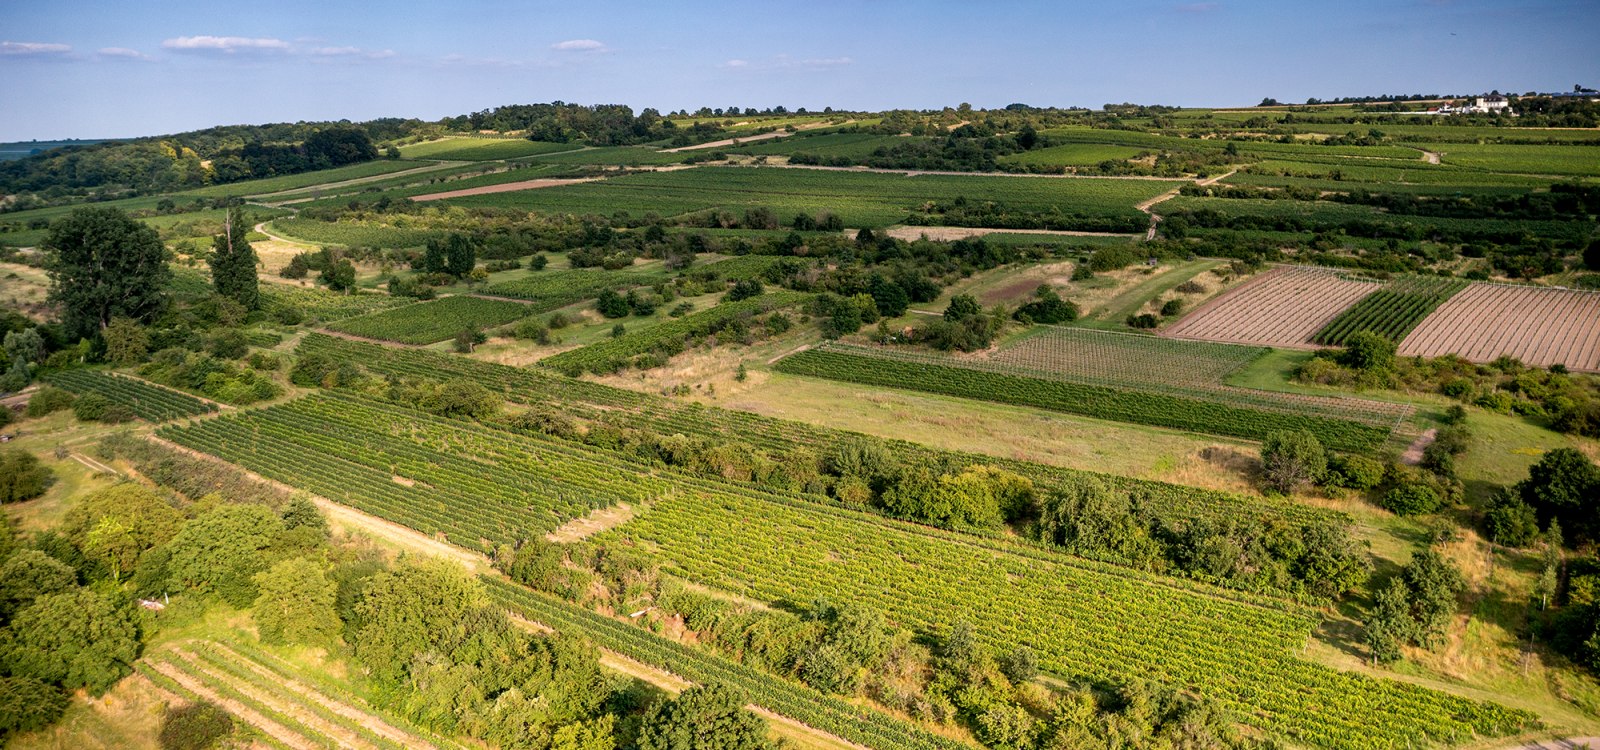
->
<box><xmin>1313</xmin><ymin>275</ymin><xmax>1470</xmax><ymax>346</ymax></box>
<box><xmin>774</xmin><ymin>343</ymin><xmax>1395</xmax><ymax>452</ymax></box>
<box><xmin>524</xmin><ymin>146</ymin><xmax>692</xmax><ymax>166</ymax></box>
<box><xmin>480</xmin><ymin>266</ymin><xmax>670</xmax><ymax>310</ymax></box>
<box><xmin>266</xmin><ymin>217</ymin><xmax>450</xmax><ymax>248</ymax></box>
<box><xmin>177</xmin><ymin>159</ymin><xmax>429</xmax><ymax>198</ymax></box>
<box><xmin>1427</xmin><ymin>142</ymin><xmax>1600</xmax><ymax>176</ymax></box>
<box><xmin>260</xmin><ymin>283</ymin><xmax>411</xmax><ymax>322</ymax></box>
<box><xmin>727</xmin><ymin>132</ymin><xmax>925</xmax><ymax>159</ymax></box>
<box><xmin>398</xmin><ymin>137</ymin><xmax>578</xmax><ymax>161</ymax></box>
<box><xmin>327</xmin><ymin>295</ymin><xmax>534</xmax><ymax>344</ymax></box>
<box><xmin>156</xmin><ymin>389</ymin><xmax>1534</xmax><ymax>749</ymax></box>
<box><xmin>439</xmin><ymin>165</ymin><xmax>1172</xmax><ymax>227</ymax></box>
<box><xmin>540</xmin><ymin>291</ymin><xmax>808</xmax><ymax>375</ymax></box>
<box><xmin>1000</xmin><ymin>142</ymin><xmax>1147</xmax><ymax>166</ymax></box>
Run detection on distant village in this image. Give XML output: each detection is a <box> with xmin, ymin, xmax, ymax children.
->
<box><xmin>1423</xmin><ymin>86</ymin><xmax>1599</xmax><ymax>115</ymax></box>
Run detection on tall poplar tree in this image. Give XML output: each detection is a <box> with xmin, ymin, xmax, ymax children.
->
<box><xmin>209</xmin><ymin>207</ymin><xmax>260</xmax><ymax>310</ymax></box>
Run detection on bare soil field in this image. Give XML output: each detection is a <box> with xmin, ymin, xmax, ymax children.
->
<box><xmin>1164</xmin><ymin>266</ymin><xmax>1379</xmax><ymax>347</ymax></box>
<box><xmin>1400</xmin><ymin>283</ymin><xmax>1600</xmax><ymax>371</ymax></box>
<box><xmin>409</xmin><ymin>177</ymin><xmax>601</xmax><ymax>202</ymax></box>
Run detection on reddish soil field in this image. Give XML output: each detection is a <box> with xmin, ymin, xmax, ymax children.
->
<box><xmin>1163</xmin><ymin>267</ymin><xmax>1378</xmax><ymax>347</ymax></box>
<box><xmin>1400</xmin><ymin>283</ymin><xmax>1600</xmax><ymax>371</ymax></box>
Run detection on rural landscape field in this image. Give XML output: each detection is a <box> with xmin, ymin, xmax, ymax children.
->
<box><xmin>0</xmin><ymin>3</ymin><xmax>1598</xmax><ymax>750</ymax></box>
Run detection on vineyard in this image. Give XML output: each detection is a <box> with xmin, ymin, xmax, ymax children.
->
<box><xmin>156</xmin><ymin>393</ymin><xmax>648</xmax><ymax>550</ymax></box>
<box><xmin>483</xmin><ymin>579</ymin><xmax>968</xmax><ymax>750</ymax></box>
<box><xmin>1399</xmin><ymin>283</ymin><xmax>1600</xmax><ymax>371</ymax></box>
<box><xmin>397</xmin><ymin>137</ymin><xmax>576</xmax><ymax>161</ymax></box>
<box><xmin>45</xmin><ymin>370</ymin><xmax>216</xmax><ymax>421</ymax></box>
<box><xmin>601</xmin><ymin>486</ymin><xmax>1536</xmax><ymax>750</ymax></box>
<box><xmin>260</xmin><ymin>284</ymin><xmax>411</xmax><ymax>322</ymax></box>
<box><xmin>437</xmin><ymin>165</ymin><xmax>1173</xmax><ymax>227</ymax></box>
<box><xmin>266</xmin><ymin>218</ymin><xmax>451</xmax><ymax>248</ymax></box>
<box><xmin>1313</xmin><ymin>275</ymin><xmax>1470</xmax><ymax>346</ymax></box>
<box><xmin>327</xmin><ymin>295</ymin><xmax>534</xmax><ymax>344</ymax></box>
<box><xmin>969</xmin><ymin>328</ymin><xmax>1411</xmax><ymax>425</ymax></box>
<box><xmin>139</xmin><ymin>638</ymin><xmax>464</xmax><ymax>750</ymax></box>
<box><xmin>480</xmin><ymin>267</ymin><xmax>670</xmax><ymax>310</ymax></box>
<box><xmin>293</xmin><ymin>332</ymin><xmax>1346</xmax><ymax>532</ymax></box>
<box><xmin>774</xmin><ymin>344</ymin><xmax>1395</xmax><ymax>452</ymax></box>
<box><xmin>1165</xmin><ymin>266</ymin><xmax>1381</xmax><ymax>347</ymax></box>
<box><xmin>540</xmin><ymin>291</ymin><xmax>808</xmax><ymax>375</ymax></box>
<box><xmin>152</xmin><ymin>379</ymin><xmax>1534</xmax><ymax>747</ymax></box>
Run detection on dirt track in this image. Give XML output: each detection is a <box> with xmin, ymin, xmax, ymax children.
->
<box><xmin>882</xmin><ymin>226</ymin><xmax>1138</xmax><ymax>241</ymax></box>
<box><xmin>409</xmin><ymin>177</ymin><xmax>601</xmax><ymax>201</ymax></box>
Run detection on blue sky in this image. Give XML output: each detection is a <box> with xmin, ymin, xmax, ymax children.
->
<box><xmin>1</xmin><ymin>0</ymin><xmax>1595</xmax><ymax>141</ymax></box>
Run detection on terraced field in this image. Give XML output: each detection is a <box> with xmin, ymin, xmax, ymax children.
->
<box><xmin>1400</xmin><ymin>283</ymin><xmax>1600</xmax><ymax>371</ymax></box>
<box><xmin>1165</xmin><ymin>266</ymin><xmax>1380</xmax><ymax>347</ymax></box>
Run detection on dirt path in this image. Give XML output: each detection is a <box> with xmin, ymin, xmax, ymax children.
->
<box><xmin>69</xmin><ymin>452</ymin><xmax>120</xmax><ymax>476</ymax></box>
<box><xmin>208</xmin><ymin>642</ymin><xmax>445</xmax><ymax>750</ymax></box>
<box><xmin>546</xmin><ymin>503</ymin><xmax>636</xmax><ymax>542</ymax></box>
<box><xmin>765</xmin><ymin>163</ymin><xmax>1189</xmax><ymax>182</ymax></box>
<box><xmin>409</xmin><ymin>177</ymin><xmax>603</xmax><ymax>202</ymax></box>
<box><xmin>881</xmin><ymin>226</ymin><xmax>1139</xmax><ymax>241</ymax></box>
<box><xmin>248</xmin><ymin>161</ymin><xmax>466</xmax><ymax>200</ymax></box>
<box><xmin>1399</xmin><ymin>428</ymin><xmax>1438</xmax><ymax>465</ymax></box>
<box><xmin>1502</xmin><ymin>737</ymin><xmax>1600</xmax><ymax>750</ymax></box>
<box><xmin>253</xmin><ymin>220</ymin><xmax>316</xmax><ymax>250</ymax></box>
<box><xmin>660</xmin><ymin>121</ymin><xmax>836</xmax><ymax>153</ymax></box>
<box><xmin>148</xmin><ymin>659</ymin><xmax>320</xmax><ymax>750</ymax></box>
<box><xmin>1420</xmin><ymin>150</ymin><xmax>1442</xmax><ymax>165</ymax></box>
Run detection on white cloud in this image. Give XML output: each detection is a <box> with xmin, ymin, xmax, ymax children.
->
<box><xmin>798</xmin><ymin>56</ymin><xmax>852</xmax><ymax>68</ymax></box>
<box><xmin>97</xmin><ymin>47</ymin><xmax>154</xmax><ymax>61</ymax></box>
<box><xmin>1</xmin><ymin>41</ymin><xmax>72</xmax><ymax>56</ymax></box>
<box><xmin>726</xmin><ymin>54</ymin><xmax>853</xmax><ymax>71</ymax></box>
<box><xmin>722</xmin><ymin>59</ymin><xmax>748</xmax><ymax>68</ymax></box>
<box><xmin>310</xmin><ymin>46</ymin><xmax>361</xmax><ymax>56</ymax></box>
<box><xmin>551</xmin><ymin>39</ymin><xmax>606</xmax><ymax>51</ymax></box>
<box><xmin>161</xmin><ymin>36</ymin><xmax>290</xmax><ymax>53</ymax></box>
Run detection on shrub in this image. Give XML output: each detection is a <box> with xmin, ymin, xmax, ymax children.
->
<box><xmin>1261</xmin><ymin>430</ymin><xmax>1327</xmax><ymax>493</ymax></box>
<box><xmin>1125</xmin><ymin>313</ymin><xmax>1159</xmax><ymax>329</ymax></box>
<box><xmin>0</xmin><ymin>677</ymin><xmax>68</xmax><ymax>738</ymax></box>
<box><xmin>0</xmin><ymin>449</ymin><xmax>52</xmax><ymax>503</ymax></box>
<box><xmin>1328</xmin><ymin>454</ymin><xmax>1384</xmax><ymax>490</ymax></box>
<box><xmin>24</xmin><ymin>386</ymin><xmax>74</xmax><ymax>418</ymax></box>
<box><xmin>1382</xmin><ymin>481</ymin><xmax>1442</xmax><ymax>516</ymax></box>
<box><xmin>1338</xmin><ymin>331</ymin><xmax>1395</xmax><ymax>372</ymax></box>
<box><xmin>1483</xmin><ymin>492</ymin><xmax>1540</xmax><ymax>547</ymax></box>
<box><xmin>72</xmin><ymin>392</ymin><xmax>112</xmax><ymax>421</ymax></box>
<box><xmin>159</xmin><ymin>701</ymin><xmax>234</xmax><ymax>750</ymax></box>
<box><xmin>1159</xmin><ymin>298</ymin><xmax>1184</xmax><ymax>317</ymax></box>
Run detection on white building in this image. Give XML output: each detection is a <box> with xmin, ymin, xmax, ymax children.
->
<box><xmin>1473</xmin><ymin>95</ymin><xmax>1509</xmax><ymax>113</ymax></box>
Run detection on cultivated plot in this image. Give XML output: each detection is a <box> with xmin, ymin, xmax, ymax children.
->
<box><xmin>1164</xmin><ymin>266</ymin><xmax>1378</xmax><ymax>347</ymax></box>
<box><xmin>1400</xmin><ymin>283</ymin><xmax>1600</xmax><ymax>371</ymax></box>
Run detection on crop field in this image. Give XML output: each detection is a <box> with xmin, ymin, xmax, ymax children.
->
<box><xmin>480</xmin><ymin>267</ymin><xmax>670</xmax><ymax>310</ymax></box>
<box><xmin>525</xmin><ymin>146</ymin><xmax>692</xmax><ymax>166</ymax></box>
<box><xmin>1313</xmin><ymin>276</ymin><xmax>1470</xmax><ymax>346</ymax></box>
<box><xmin>157</xmin><ymin>384</ymin><xmax>1533</xmax><ymax>748</ymax></box>
<box><xmin>139</xmin><ymin>638</ymin><xmax>464</xmax><ymax>750</ymax></box>
<box><xmin>259</xmin><ymin>162</ymin><xmax>492</xmax><ymax>202</ymax></box>
<box><xmin>727</xmin><ymin>132</ymin><xmax>925</xmax><ymax>159</ymax></box>
<box><xmin>326</xmin><ymin>295</ymin><xmax>534</xmax><ymax>344</ymax></box>
<box><xmin>176</xmin><ymin>160</ymin><xmax>428</xmax><ymax>198</ymax></box>
<box><xmin>293</xmin><ymin>333</ymin><xmax>1341</xmax><ymax>532</ymax></box>
<box><xmin>397</xmin><ymin>137</ymin><xmax>577</xmax><ymax>161</ymax></box>
<box><xmin>294</xmin><ymin>164</ymin><xmax>574</xmax><ymax>209</ymax></box>
<box><xmin>1035</xmin><ymin>126</ymin><xmax>1426</xmax><ymax>161</ymax></box>
<box><xmin>266</xmin><ymin>217</ymin><xmax>451</xmax><ymax>248</ymax></box>
<box><xmin>775</xmin><ymin>344</ymin><xmax>1393</xmax><ymax>452</ymax></box>
<box><xmin>1422</xmin><ymin>143</ymin><xmax>1600</xmax><ymax>175</ymax></box>
<box><xmin>606</xmin><ymin>484</ymin><xmax>1533</xmax><ymax>749</ymax></box>
<box><xmin>1165</xmin><ymin>266</ymin><xmax>1381</xmax><ymax>347</ymax></box>
<box><xmin>260</xmin><ymin>284</ymin><xmax>411</xmax><ymax>322</ymax></box>
<box><xmin>440</xmin><ymin>165</ymin><xmax>1172</xmax><ymax>227</ymax></box>
<box><xmin>1229</xmin><ymin>159</ymin><xmax>1558</xmax><ymax>189</ymax></box>
<box><xmin>1165</xmin><ymin>194</ymin><xmax>1593</xmax><ymax>243</ymax></box>
<box><xmin>998</xmin><ymin>142</ymin><xmax>1147</xmax><ymax>166</ymax></box>
<box><xmin>540</xmin><ymin>291</ymin><xmax>808</xmax><ymax>375</ymax></box>
<box><xmin>1400</xmin><ymin>283</ymin><xmax>1600</xmax><ymax>371</ymax></box>
<box><xmin>484</xmin><ymin>579</ymin><xmax>968</xmax><ymax>750</ymax></box>
<box><xmin>45</xmin><ymin>370</ymin><xmax>216</xmax><ymax>421</ymax></box>
<box><xmin>695</xmin><ymin>253</ymin><xmax>786</xmax><ymax>280</ymax></box>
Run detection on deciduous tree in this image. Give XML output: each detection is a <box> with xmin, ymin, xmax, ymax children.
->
<box><xmin>45</xmin><ymin>208</ymin><xmax>171</xmax><ymax>341</ymax></box>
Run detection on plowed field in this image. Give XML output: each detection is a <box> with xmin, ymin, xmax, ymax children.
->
<box><xmin>1164</xmin><ymin>266</ymin><xmax>1379</xmax><ymax>347</ymax></box>
<box><xmin>1400</xmin><ymin>283</ymin><xmax>1600</xmax><ymax>371</ymax></box>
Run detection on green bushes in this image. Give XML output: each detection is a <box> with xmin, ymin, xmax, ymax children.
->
<box><xmin>158</xmin><ymin>701</ymin><xmax>234</xmax><ymax>750</ymax></box>
<box><xmin>328</xmin><ymin>296</ymin><xmax>533</xmax><ymax>345</ymax></box>
<box><xmin>542</xmin><ymin>292</ymin><xmax>808</xmax><ymax>376</ymax></box>
<box><xmin>1382</xmin><ymin>480</ymin><xmax>1443</xmax><ymax>516</ymax></box>
<box><xmin>0</xmin><ymin>450</ymin><xmax>52</xmax><ymax>503</ymax></box>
